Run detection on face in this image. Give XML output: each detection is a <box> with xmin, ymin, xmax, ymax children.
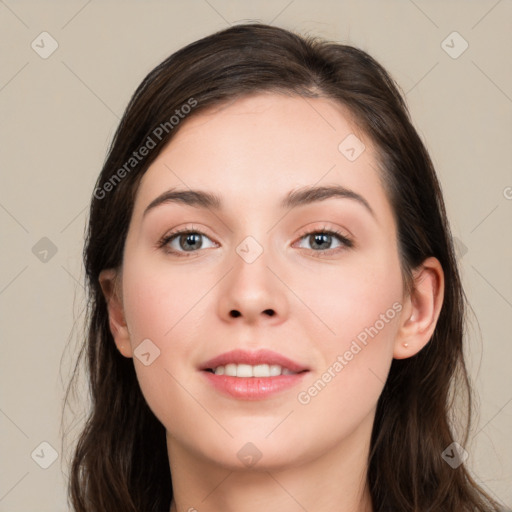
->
<box><xmin>109</xmin><ymin>92</ymin><xmax>408</xmax><ymax>470</ymax></box>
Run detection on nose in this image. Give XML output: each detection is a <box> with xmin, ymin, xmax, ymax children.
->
<box><xmin>217</xmin><ymin>241</ymin><xmax>289</xmax><ymax>326</ymax></box>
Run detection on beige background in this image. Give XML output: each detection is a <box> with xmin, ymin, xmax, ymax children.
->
<box><xmin>1</xmin><ymin>1</ymin><xmax>511</xmax><ymax>510</ymax></box>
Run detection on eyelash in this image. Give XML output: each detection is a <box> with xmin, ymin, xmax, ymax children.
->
<box><xmin>157</xmin><ymin>225</ymin><xmax>354</xmax><ymax>258</ymax></box>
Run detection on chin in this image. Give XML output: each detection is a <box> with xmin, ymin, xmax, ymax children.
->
<box><xmin>196</xmin><ymin>434</ymin><xmax>314</xmax><ymax>473</ymax></box>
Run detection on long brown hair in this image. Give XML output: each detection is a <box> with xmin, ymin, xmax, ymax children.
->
<box><xmin>63</xmin><ymin>22</ymin><xmax>504</xmax><ymax>511</ymax></box>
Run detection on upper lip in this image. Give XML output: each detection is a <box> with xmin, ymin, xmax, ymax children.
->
<box><xmin>200</xmin><ymin>349</ymin><xmax>309</xmax><ymax>373</ymax></box>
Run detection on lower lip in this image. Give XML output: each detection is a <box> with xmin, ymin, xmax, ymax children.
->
<box><xmin>201</xmin><ymin>370</ymin><xmax>308</xmax><ymax>400</ymax></box>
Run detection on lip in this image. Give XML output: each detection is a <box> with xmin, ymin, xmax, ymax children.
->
<box><xmin>199</xmin><ymin>349</ymin><xmax>310</xmax><ymax>401</ymax></box>
<box><xmin>201</xmin><ymin>371</ymin><xmax>308</xmax><ymax>400</ymax></box>
<box><xmin>199</xmin><ymin>348</ymin><xmax>309</xmax><ymax>373</ymax></box>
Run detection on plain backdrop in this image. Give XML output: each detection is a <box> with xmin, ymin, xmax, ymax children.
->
<box><xmin>1</xmin><ymin>1</ymin><xmax>511</xmax><ymax>510</ymax></box>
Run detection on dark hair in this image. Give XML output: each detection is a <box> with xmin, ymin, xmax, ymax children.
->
<box><xmin>63</xmin><ymin>22</ymin><xmax>504</xmax><ymax>511</ymax></box>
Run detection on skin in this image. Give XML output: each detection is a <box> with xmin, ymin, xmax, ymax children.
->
<box><xmin>100</xmin><ymin>92</ymin><xmax>444</xmax><ymax>512</ymax></box>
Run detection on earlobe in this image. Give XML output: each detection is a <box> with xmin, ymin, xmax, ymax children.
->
<box><xmin>394</xmin><ymin>257</ymin><xmax>445</xmax><ymax>360</ymax></box>
<box><xmin>98</xmin><ymin>268</ymin><xmax>133</xmax><ymax>358</ymax></box>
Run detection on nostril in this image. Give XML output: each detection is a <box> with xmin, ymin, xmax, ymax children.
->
<box><xmin>228</xmin><ymin>309</ymin><xmax>275</xmax><ymax>317</ymax></box>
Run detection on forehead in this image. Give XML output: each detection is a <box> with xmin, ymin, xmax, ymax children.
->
<box><xmin>132</xmin><ymin>92</ymin><xmax>391</xmax><ymax>223</ymax></box>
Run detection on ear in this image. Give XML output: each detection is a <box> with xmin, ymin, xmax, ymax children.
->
<box><xmin>98</xmin><ymin>268</ymin><xmax>133</xmax><ymax>358</ymax></box>
<box><xmin>394</xmin><ymin>256</ymin><xmax>445</xmax><ymax>359</ymax></box>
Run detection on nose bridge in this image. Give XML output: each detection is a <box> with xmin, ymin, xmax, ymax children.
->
<box><xmin>235</xmin><ymin>233</ymin><xmax>267</xmax><ymax>266</ymax></box>
<box><xmin>232</xmin><ymin>231</ymin><xmax>274</xmax><ymax>293</ymax></box>
<box><xmin>229</xmin><ymin>207</ymin><xmax>276</xmax><ymax>266</ymax></box>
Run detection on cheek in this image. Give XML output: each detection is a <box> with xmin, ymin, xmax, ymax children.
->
<box><xmin>295</xmin><ymin>250</ymin><xmax>402</xmax><ymax>414</ymax></box>
<box><xmin>119</xmin><ymin>250</ymin><xmax>214</xmax><ymax>419</ymax></box>
<box><xmin>121</xmin><ymin>252</ymin><xmax>201</xmax><ymax>343</ymax></box>
<box><xmin>301</xmin><ymin>244</ymin><xmax>403</xmax><ymax>352</ymax></box>
<box><xmin>294</xmin><ymin>300</ymin><xmax>401</xmax><ymax>444</ymax></box>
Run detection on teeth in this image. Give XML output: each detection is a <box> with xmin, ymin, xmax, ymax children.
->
<box><xmin>212</xmin><ymin>363</ymin><xmax>297</xmax><ymax>377</ymax></box>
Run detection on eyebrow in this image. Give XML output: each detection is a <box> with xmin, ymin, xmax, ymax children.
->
<box><xmin>143</xmin><ymin>184</ymin><xmax>375</xmax><ymax>218</ymax></box>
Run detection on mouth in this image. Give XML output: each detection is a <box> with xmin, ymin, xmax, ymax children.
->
<box><xmin>199</xmin><ymin>348</ymin><xmax>309</xmax><ymax>375</ymax></box>
<box><xmin>199</xmin><ymin>349</ymin><xmax>310</xmax><ymax>400</ymax></box>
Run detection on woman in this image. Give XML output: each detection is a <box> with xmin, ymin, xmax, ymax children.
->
<box><xmin>64</xmin><ymin>22</ymin><xmax>504</xmax><ymax>511</ymax></box>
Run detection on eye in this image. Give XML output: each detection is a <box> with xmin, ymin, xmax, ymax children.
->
<box><xmin>294</xmin><ymin>227</ymin><xmax>353</xmax><ymax>255</ymax></box>
<box><xmin>158</xmin><ymin>227</ymin><xmax>217</xmax><ymax>257</ymax></box>
<box><xmin>157</xmin><ymin>225</ymin><xmax>353</xmax><ymax>258</ymax></box>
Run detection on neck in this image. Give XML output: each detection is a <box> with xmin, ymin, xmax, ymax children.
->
<box><xmin>167</xmin><ymin>410</ymin><xmax>375</xmax><ymax>512</ymax></box>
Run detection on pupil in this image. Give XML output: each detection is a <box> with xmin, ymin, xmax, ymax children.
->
<box><xmin>182</xmin><ymin>233</ymin><xmax>201</xmax><ymax>251</ymax></box>
<box><xmin>312</xmin><ymin>233</ymin><xmax>330</xmax><ymax>250</ymax></box>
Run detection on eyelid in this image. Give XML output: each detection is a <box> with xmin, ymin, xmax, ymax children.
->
<box><xmin>295</xmin><ymin>220</ymin><xmax>353</xmax><ymax>238</ymax></box>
